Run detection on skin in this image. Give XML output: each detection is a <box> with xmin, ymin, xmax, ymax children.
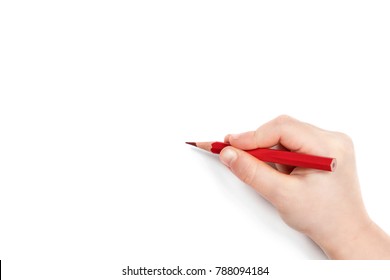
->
<box><xmin>219</xmin><ymin>115</ymin><xmax>390</xmax><ymax>259</ymax></box>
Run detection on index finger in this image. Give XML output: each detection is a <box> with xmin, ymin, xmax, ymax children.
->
<box><xmin>227</xmin><ymin>115</ymin><xmax>329</xmax><ymax>155</ymax></box>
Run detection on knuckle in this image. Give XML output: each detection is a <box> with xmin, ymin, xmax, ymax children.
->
<box><xmin>334</xmin><ymin>132</ymin><xmax>354</xmax><ymax>152</ymax></box>
<box><xmin>274</xmin><ymin>114</ymin><xmax>293</xmax><ymax>125</ymax></box>
<box><xmin>339</xmin><ymin>132</ymin><xmax>353</xmax><ymax>144</ymax></box>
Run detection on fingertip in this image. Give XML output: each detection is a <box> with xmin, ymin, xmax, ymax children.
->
<box><xmin>219</xmin><ymin>147</ymin><xmax>238</xmax><ymax>167</ymax></box>
<box><xmin>228</xmin><ymin>131</ymin><xmax>258</xmax><ymax>150</ymax></box>
<box><xmin>230</xmin><ymin>133</ymin><xmax>241</xmax><ymax>140</ymax></box>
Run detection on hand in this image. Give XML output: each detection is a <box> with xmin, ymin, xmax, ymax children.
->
<box><xmin>220</xmin><ymin>115</ymin><xmax>390</xmax><ymax>259</ymax></box>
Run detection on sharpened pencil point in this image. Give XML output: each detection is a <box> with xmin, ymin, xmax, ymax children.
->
<box><xmin>185</xmin><ymin>142</ymin><xmax>197</xmax><ymax>147</ymax></box>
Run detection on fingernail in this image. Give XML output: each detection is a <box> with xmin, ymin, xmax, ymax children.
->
<box><xmin>231</xmin><ymin>133</ymin><xmax>241</xmax><ymax>140</ymax></box>
<box><xmin>220</xmin><ymin>148</ymin><xmax>237</xmax><ymax>167</ymax></box>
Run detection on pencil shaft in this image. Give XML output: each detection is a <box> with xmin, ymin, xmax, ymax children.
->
<box><xmin>191</xmin><ymin>141</ymin><xmax>336</xmax><ymax>172</ymax></box>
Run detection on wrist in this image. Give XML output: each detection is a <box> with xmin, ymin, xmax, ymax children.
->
<box><xmin>313</xmin><ymin>219</ymin><xmax>390</xmax><ymax>259</ymax></box>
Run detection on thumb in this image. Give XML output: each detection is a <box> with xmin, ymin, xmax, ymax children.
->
<box><xmin>219</xmin><ymin>147</ymin><xmax>293</xmax><ymax>203</ymax></box>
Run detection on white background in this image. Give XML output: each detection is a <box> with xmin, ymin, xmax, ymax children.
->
<box><xmin>1</xmin><ymin>1</ymin><xmax>390</xmax><ymax>279</ymax></box>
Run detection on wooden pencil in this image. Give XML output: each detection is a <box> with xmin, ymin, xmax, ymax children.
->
<box><xmin>186</xmin><ymin>141</ymin><xmax>336</xmax><ymax>172</ymax></box>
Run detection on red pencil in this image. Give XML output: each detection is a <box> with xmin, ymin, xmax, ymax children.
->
<box><xmin>186</xmin><ymin>141</ymin><xmax>336</xmax><ymax>172</ymax></box>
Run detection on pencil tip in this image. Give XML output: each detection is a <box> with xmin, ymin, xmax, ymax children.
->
<box><xmin>185</xmin><ymin>142</ymin><xmax>197</xmax><ymax>147</ymax></box>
